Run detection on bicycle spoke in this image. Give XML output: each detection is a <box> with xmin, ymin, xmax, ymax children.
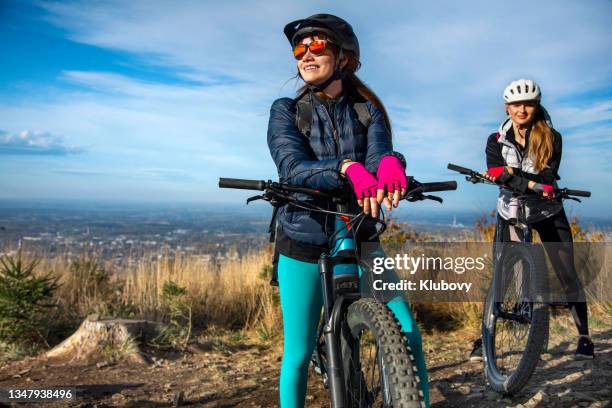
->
<box><xmin>495</xmin><ymin>257</ymin><xmax>532</xmax><ymax>376</ymax></box>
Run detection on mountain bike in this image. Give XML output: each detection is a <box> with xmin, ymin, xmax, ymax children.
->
<box><xmin>447</xmin><ymin>163</ymin><xmax>590</xmax><ymax>395</ymax></box>
<box><xmin>219</xmin><ymin>176</ymin><xmax>456</xmax><ymax>407</ymax></box>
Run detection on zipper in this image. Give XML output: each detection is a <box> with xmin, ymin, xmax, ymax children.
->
<box><xmin>320</xmin><ymin>103</ymin><xmax>339</xmax><ymax>156</ymax></box>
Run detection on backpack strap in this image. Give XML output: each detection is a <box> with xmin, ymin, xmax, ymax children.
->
<box><xmin>295</xmin><ymin>92</ymin><xmax>313</xmax><ymax>137</ymax></box>
<box><xmin>353</xmin><ymin>101</ymin><xmax>371</xmax><ymax>130</ymax></box>
<box><xmin>294</xmin><ymin>91</ymin><xmax>372</xmax><ymax>137</ymax></box>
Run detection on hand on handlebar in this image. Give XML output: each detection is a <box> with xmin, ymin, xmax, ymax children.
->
<box><xmin>529</xmin><ymin>181</ymin><xmax>555</xmax><ymax>198</ymax></box>
<box><xmin>343</xmin><ymin>162</ymin><xmax>381</xmax><ymax>218</ymax></box>
<box><xmin>483</xmin><ymin>166</ymin><xmax>513</xmax><ymax>183</ymax></box>
<box><xmin>376</xmin><ymin>155</ymin><xmax>407</xmax><ymax>211</ymax></box>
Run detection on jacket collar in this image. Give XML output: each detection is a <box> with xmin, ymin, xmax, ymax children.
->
<box><xmin>311</xmin><ymin>89</ymin><xmax>349</xmax><ymax>110</ymax></box>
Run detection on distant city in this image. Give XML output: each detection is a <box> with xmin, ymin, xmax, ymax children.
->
<box><xmin>1</xmin><ymin>200</ymin><xmax>609</xmax><ymax>271</ymax></box>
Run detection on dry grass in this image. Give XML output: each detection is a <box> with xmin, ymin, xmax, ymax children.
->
<box><xmin>3</xmin><ymin>213</ymin><xmax>609</xmax><ymax>353</ymax></box>
<box><xmin>7</xmin><ymin>247</ymin><xmax>282</xmax><ymax>348</ymax></box>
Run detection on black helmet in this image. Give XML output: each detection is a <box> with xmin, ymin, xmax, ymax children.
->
<box><xmin>283</xmin><ymin>14</ymin><xmax>360</xmax><ymax>60</ymax></box>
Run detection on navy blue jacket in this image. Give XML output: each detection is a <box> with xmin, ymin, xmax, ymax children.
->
<box><xmin>267</xmin><ymin>91</ymin><xmax>394</xmax><ymax>245</ymax></box>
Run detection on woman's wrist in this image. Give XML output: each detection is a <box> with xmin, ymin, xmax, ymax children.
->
<box><xmin>528</xmin><ymin>180</ymin><xmax>536</xmax><ymax>190</ymax></box>
<box><xmin>340</xmin><ymin>159</ymin><xmax>354</xmax><ymax>176</ymax></box>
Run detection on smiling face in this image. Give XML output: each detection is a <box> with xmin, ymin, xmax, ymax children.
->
<box><xmin>296</xmin><ymin>34</ymin><xmax>337</xmax><ymax>86</ymax></box>
<box><xmin>506</xmin><ymin>101</ymin><xmax>538</xmax><ymax>127</ymax></box>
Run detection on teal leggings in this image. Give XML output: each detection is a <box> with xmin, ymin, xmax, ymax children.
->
<box><xmin>278</xmin><ymin>254</ymin><xmax>429</xmax><ymax>408</ymax></box>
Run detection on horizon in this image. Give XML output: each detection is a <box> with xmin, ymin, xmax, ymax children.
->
<box><xmin>1</xmin><ymin>197</ymin><xmax>610</xmax><ymax>227</ymax></box>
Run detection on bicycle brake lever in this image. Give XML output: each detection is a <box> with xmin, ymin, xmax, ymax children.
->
<box><xmin>405</xmin><ymin>192</ymin><xmax>423</xmax><ymax>202</ymax></box>
<box><xmin>423</xmin><ymin>194</ymin><xmax>443</xmax><ymax>203</ymax></box>
<box><xmin>566</xmin><ymin>196</ymin><xmax>581</xmax><ymax>203</ymax></box>
<box><xmin>246</xmin><ymin>195</ymin><xmax>264</xmax><ymax>204</ymax></box>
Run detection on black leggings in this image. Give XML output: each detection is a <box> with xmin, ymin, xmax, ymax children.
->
<box><xmin>496</xmin><ymin>209</ymin><xmax>589</xmax><ymax>336</ymax></box>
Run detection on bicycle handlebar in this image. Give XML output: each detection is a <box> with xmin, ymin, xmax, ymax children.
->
<box><xmin>562</xmin><ymin>189</ymin><xmax>591</xmax><ymax>198</ymax></box>
<box><xmin>447</xmin><ymin>163</ymin><xmax>591</xmax><ymax>199</ymax></box>
<box><xmin>446</xmin><ymin>163</ymin><xmax>472</xmax><ymax>175</ymax></box>
<box><xmin>219</xmin><ymin>178</ymin><xmax>457</xmax><ymax>196</ymax></box>
<box><xmin>421</xmin><ymin>181</ymin><xmax>457</xmax><ymax>193</ymax></box>
<box><xmin>219</xmin><ymin>178</ymin><xmax>266</xmax><ymax>191</ymax></box>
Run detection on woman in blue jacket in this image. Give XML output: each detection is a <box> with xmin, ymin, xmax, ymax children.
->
<box><xmin>267</xmin><ymin>14</ymin><xmax>429</xmax><ymax>408</ymax></box>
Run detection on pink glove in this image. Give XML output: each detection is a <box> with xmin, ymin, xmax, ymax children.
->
<box><xmin>345</xmin><ymin>162</ymin><xmax>378</xmax><ymax>200</ymax></box>
<box><xmin>486</xmin><ymin>166</ymin><xmax>506</xmax><ymax>180</ymax></box>
<box><xmin>376</xmin><ymin>156</ymin><xmax>407</xmax><ymax>193</ymax></box>
<box><xmin>533</xmin><ymin>183</ymin><xmax>554</xmax><ymax>196</ymax></box>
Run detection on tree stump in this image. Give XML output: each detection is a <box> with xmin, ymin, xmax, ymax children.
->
<box><xmin>45</xmin><ymin>314</ymin><xmax>161</xmax><ymax>364</ymax></box>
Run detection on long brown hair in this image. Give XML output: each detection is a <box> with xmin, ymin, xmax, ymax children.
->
<box><xmin>296</xmin><ymin>43</ymin><xmax>392</xmax><ymax>134</ymax></box>
<box><xmin>529</xmin><ymin>107</ymin><xmax>554</xmax><ymax>171</ymax></box>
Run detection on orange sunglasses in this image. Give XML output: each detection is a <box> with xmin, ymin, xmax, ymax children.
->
<box><xmin>293</xmin><ymin>39</ymin><xmax>332</xmax><ymax>60</ymax></box>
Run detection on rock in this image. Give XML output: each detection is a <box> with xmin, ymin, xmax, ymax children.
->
<box><xmin>458</xmin><ymin>385</ymin><xmax>471</xmax><ymax>395</ymax></box>
<box><xmin>564</xmin><ymin>372</ymin><xmax>582</xmax><ymax>381</ymax></box>
<box><xmin>557</xmin><ymin>388</ymin><xmax>571</xmax><ymax>398</ymax></box>
<box><xmin>111</xmin><ymin>393</ymin><xmax>125</xmax><ymax>402</ymax></box>
<box><xmin>164</xmin><ymin>382</ymin><xmax>176</xmax><ymax>389</ymax></box>
<box><xmin>96</xmin><ymin>361</ymin><xmax>109</xmax><ymax>369</ymax></box>
<box><xmin>531</xmin><ymin>390</ymin><xmax>548</xmax><ymax>403</ymax></box>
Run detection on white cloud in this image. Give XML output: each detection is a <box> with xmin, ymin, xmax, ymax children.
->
<box><xmin>0</xmin><ymin>130</ymin><xmax>83</xmax><ymax>155</ymax></box>
<box><xmin>0</xmin><ymin>0</ymin><xmax>609</xmax><ymax>212</ymax></box>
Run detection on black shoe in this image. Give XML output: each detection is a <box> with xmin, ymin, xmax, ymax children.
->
<box><xmin>469</xmin><ymin>338</ymin><xmax>483</xmax><ymax>362</ymax></box>
<box><xmin>575</xmin><ymin>335</ymin><xmax>594</xmax><ymax>360</ymax></box>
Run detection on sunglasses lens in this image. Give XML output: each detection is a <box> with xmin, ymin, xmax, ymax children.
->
<box><xmin>293</xmin><ymin>44</ymin><xmax>307</xmax><ymax>60</ymax></box>
<box><xmin>309</xmin><ymin>40</ymin><xmax>326</xmax><ymax>55</ymax></box>
<box><xmin>293</xmin><ymin>40</ymin><xmax>328</xmax><ymax>59</ymax></box>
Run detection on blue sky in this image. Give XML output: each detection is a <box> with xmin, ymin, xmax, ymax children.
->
<box><xmin>0</xmin><ymin>0</ymin><xmax>611</xmax><ymax>218</ymax></box>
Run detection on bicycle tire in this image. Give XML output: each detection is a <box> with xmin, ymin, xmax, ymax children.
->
<box><xmin>482</xmin><ymin>244</ymin><xmax>549</xmax><ymax>395</ymax></box>
<box><xmin>342</xmin><ymin>297</ymin><xmax>425</xmax><ymax>407</ymax></box>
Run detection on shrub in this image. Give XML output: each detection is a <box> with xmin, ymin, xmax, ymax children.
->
<box><xmin>0</xmin><ymin>251</ymin><xmax>59</xmax><ymax>346</ymax></box>
<box><xmin>151</xmin><ymin>281</ymin><xmax>193</xmax><ymax>349</ymax></box>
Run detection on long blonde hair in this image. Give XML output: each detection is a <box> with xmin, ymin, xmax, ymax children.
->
<box><xmin>529</xmin><ymin>107</ymin><xmax>554</xmax><ymax>171</ymax></box>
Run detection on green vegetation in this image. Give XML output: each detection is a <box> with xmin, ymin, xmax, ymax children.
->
<box><xmin>151</xmin><ymin>281</ymin><xmax>193</xmax><ymax>349</ymax></box>
<box><xmin>0</xmin><ymin>251</ymin><xmax>58</xmax><ymax>348</ymax></box>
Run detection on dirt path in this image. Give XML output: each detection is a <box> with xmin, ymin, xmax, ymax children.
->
<box><xmin>0</xmin><ymin>327</ymin><xmax>610</xmax><ymax>407</ymax></box>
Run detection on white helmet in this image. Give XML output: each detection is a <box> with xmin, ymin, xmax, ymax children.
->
<box><xmin>503</xmin><ymin>79</ymin><xmax>541</xmax><ymax>103</ymax></box>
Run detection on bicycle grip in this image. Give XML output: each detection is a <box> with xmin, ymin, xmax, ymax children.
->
<box><xmin>447</xmin><ymin>163</ymin><xmax>472</xmax><ymax>175</ymax></box>
<box><xmin>565</xmin><ymin>189</ymin><xmax>591</xmax><ymax>197</ymax></box>
<box><xmin>421</xmin><ymin>181</ymin><xmax>457</xmax><ymax>192</ymax></box>
<box><xmin>218</xmin><ymin>178</ymin><xmax>266</xmax><ymax>191</ymax></box>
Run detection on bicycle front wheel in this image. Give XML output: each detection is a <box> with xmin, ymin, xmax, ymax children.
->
<box><xmin>482</xmin><ymin>244</ymin><xmax>549</xmax><ymax>395</ymax></box>
<box><xmin>342</xmin><ymin>298</ymin><xmax>425</xmax><ymax>407</ymax></box>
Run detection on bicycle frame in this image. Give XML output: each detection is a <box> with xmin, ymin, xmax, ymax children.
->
<box><xmin>317</xmin><ymin>204</ymin><xmax>363</xmax><ymax>408</ymax></box>
<box><xmin>219</xmin><ymin>176</ymin><xmax>456</xmax><ymax>407</ymax></box>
